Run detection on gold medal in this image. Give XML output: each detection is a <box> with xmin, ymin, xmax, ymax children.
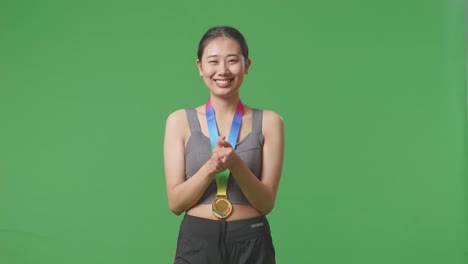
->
<box><xmin>212</xmin><ymin>196</ymin><xmax>232</xmax><ymax>219</ymax></box>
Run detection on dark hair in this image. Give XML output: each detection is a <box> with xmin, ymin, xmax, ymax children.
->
<box><xmin>197</xmin><ymin>26</ymin><xmax>249</xmax><ymax>61</ymax></box>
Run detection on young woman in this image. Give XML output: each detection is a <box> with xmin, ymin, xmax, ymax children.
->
<box><xmin>164</xmin><ymin>26</ymin><xmax>284</xmax><ymax>264</ymax></box>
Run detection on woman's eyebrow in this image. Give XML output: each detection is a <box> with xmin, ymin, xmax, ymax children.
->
<box><xmin>206</xmin><ymin>54</ymin><xmax>239</xmax><ymax>58</ymax></box>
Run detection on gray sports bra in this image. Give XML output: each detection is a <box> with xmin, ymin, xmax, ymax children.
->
<box><xmin>184</xmin><ymin>108</ymin><xmax>264</xmax><ymax>205</ymax></box>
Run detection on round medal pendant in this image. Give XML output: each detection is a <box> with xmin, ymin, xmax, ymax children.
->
<box><xmin>212</xmin><ymin>197</ymin><xmax>233</xmax><ymax>219</ymax></box>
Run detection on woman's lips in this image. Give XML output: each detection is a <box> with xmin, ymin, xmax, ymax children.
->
<box><xmin>214</xmin><ymin>78</ymin><xmax>233</xmax><ymax>88</ymax></box>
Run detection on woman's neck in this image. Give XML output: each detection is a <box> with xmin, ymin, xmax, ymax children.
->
<box><xmin>208</xmin><ymin>94</ymin><xmax>241</xmax><ymax>116</ymax></box>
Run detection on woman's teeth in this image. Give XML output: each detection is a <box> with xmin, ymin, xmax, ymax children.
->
<box><xmin>215</xmin><ymin>79</ymin><xmax>231</xmax><ymax>84</ymax></box>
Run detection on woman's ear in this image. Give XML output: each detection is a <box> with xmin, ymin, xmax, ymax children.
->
<box><xmin>196</xmin><ymin>59</ymin><xmax>203</xmax><ymax>76</ymax></box>
<box><xmin>244</xmin><ymin>58</ymin><xmax>252</xmax><ymax>74</ymax></box>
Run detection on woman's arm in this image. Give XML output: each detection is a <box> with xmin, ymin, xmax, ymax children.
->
<box><xmin>221</xmin><ymin>110</ymin><xmax>285</xmax><ymax>215</ymax></box>
<box><xmin>164</xmin><ymin>110</ymin><xmax>228</xmax><ymax>215</ymax></box>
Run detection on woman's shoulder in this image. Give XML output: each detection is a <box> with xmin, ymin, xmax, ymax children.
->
<box><xmin>165</xmin><ymin>109</ymin><xmax>190</xmax><ymax>134</ymax></box>
<box><xmin>257</xmin><ymin>109</ymin><xmax>283</xmax><ymax>125</ymax></box>
<box><xmin>166</xmin><ymin>109</ymin><xmax>187</xmax><ymax>123</ymax></box>
<box><xmin>258</xmin><ymin>109</ymin><xmax>284</xmax><ymax>135</ymax></box>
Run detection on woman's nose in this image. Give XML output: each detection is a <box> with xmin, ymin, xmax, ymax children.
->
<box><xmin>218</xmin><ymin>63</ymin><xmax>229</xmax><ymax>75</ymax></box>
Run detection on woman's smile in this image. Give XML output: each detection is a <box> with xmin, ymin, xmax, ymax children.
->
<box><xmin>214</xmin><ymin>78</ymin><xmax>234</xmax><ymax>88</ymax></box>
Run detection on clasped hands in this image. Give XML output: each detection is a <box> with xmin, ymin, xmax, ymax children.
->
<box><xmin>209</xmin><ymin>136</ymin><xmax>238</xmax><ymax>174</ymax></box>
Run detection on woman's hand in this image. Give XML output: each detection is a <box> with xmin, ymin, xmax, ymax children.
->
<box><xmin>209</xmin><ymin>136</ymin><xmax>236</xmax><ymax>173</ymax></box>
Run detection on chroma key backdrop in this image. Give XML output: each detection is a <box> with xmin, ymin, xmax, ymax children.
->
<box><xmin>0</xmin><ymin>0</ymin><xmax>466</xmax><ymax>263</ymax></box>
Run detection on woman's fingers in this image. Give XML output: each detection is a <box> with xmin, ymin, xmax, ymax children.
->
<box><xmin>211</xmin><ymin>136</ymin><xmax>236</xmax><ymax>172</ymax></box>
<box><xmin>210</xmin><ymin>149</ymin><xmax>228</xmax><ymax>173</ymax></box>
<box><xmin>216</xmin><ymin>136</ymin><xmax>232</xmax><ymax>148</ymax></box>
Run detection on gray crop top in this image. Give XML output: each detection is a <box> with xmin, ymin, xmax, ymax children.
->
<box><xmin>184</xmin><ymin>108</ymin><xmax>264</xmax><ymax>205</ymax></box>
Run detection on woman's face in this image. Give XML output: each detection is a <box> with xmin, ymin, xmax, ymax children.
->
<box><xmin>196</xmin><ymin>37</ymin><xmax>251</xmax><ymax>99</ymax></box>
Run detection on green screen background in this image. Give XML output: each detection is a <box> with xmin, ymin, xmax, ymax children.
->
<box><xmin>1</xmin><ymin>0</ymin><xmax>466</xmax><ymax>263</ymax></box>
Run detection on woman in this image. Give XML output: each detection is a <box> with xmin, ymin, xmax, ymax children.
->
<box><xmin>164</xmin><ymin>26</ymin><xmax>284</xmax><ymax>264</ymax></box>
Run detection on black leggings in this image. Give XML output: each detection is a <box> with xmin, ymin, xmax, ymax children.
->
<box><xmin>174</xmin><ymin>214</ymin><xmax>276</xmax><ymax>264</ymax></box>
